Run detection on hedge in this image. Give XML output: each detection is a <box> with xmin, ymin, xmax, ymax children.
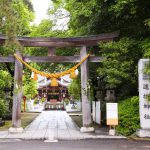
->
<box><xmin>116</xmin><ymin>96</ymin><xmax>140</xmax><ymax>136</ymax></box>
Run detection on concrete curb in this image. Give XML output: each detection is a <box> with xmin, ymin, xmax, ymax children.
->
<box><xmin>0</xmin><ymin>132</ymin><xmax>127</xmax><ymax>140</ymax></box>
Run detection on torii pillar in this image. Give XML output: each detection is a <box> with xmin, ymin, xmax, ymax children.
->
<box><xmin>9</xmin><ymin>51</ymin><xmax>23</xmax><ymax>133</ymax></box>
<box><xmin>80</xmin><ymin>46</ymin><xmax>94</xmax><ymax>132</ymax></box>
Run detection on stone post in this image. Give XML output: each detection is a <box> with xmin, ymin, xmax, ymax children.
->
<box><xmin>80</xmin><ymin>46</ymin><xmax>94</xmax><ymax>132</ymax></box>
<box><xmin>136</xmin><ymin>59</ymin><xmax>150</xmax><ymax>137</ymax></box>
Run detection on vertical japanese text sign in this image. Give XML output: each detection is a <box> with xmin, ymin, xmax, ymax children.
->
<box><xmin>106</xmin><ymin>103</ymin><xmax>118</xmax><ymax>126</ymax></box>
<box><xmin>138</xmin><ymin>59</ymin><xmax>150</xmax><ymax>129</ymax></box>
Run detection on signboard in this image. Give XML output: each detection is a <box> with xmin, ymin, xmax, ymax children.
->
<box><xmin>96</xmin><ymin>101</ymin><xmax>101</xmax><ymax>124</ymax></box>
<box><xmin>106</xmin><ymin>103</ymin><xmax>118</xmax><ymax>125</ymax></box>
<box><xmin>138</xmin><ymin>59</ymin><xmax>150</xmax><ymax>129</ymax></box>
<box><xmin>92</xmin><ymin>101</ymin><xmax>101</xmax><ymax>124</ymax></box>
<box><xmin>92</xmin><ymin>101</ymin><xmax>96</xmax><ymax>122</ymax></box>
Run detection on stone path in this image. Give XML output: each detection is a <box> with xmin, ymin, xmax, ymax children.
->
<box><xmin>0</xmin><ymin>111</ymin><xmax>126</xmax><ymax>140</ymax></box>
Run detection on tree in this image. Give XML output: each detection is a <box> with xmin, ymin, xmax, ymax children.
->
<box><xmin>23</xmin><ymin>74</ymin><xmax>38</xmax><ymax>100</ymax></box>
<box><xmin>0</xmin><ymin>70</ymin><xmax>12</xmax><ymax>98</ymax></box>
<box><xmin>97</xmin><ymin>38</ymin><xmax>142</xmax><ymax>98</ymax></box>
<box><xmin>50</xmin><ymin>0</ymin><xmax>150</xmax><ymax>99</ymax></box>
<box><xmin>0</xmin><ymin>0</ymin><xmax>34</xmax><ymax>106</ymax></box>
<box><xmin>68</xmin><ymin>78</ymin><xmax>81</xmax><ymax>101</ymax></box>
<box><xmin>0</xmin><ymin>99</ymin><xmax>7</xmax><ymax>118</ymax></box>
<box><xmin>0</xmin><ymin>0</ymin><xmax>34</xmax><ymax>55</ymax></box>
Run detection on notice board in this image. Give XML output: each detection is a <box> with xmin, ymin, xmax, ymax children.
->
<box><xmin>106</xmin><ymin>103</ymin><xmax>118</xmax><ymax>126</ymax></box>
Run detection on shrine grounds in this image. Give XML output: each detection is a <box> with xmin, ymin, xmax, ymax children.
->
<box><xmin>0</xmin><ymin>111</ymin><xmax>125</xmax><ymax>140</ymax></box>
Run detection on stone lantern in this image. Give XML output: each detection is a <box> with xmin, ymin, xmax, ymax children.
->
<box><xmin>104</xmin><ymin>89</ymin><xmax>115</xmax><ymax>102</ymax></box>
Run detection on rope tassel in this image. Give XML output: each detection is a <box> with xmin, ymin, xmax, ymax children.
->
<box><xmin>33</xmin><ymin>73</ymin><xmax>38</xmax><ymax>81</ymax></box>
<box><xmin>70</xmin><ymin>70</ymin><xmax>77</xmax><ymax>79</ymax></box>
<box><xmin>51</xmin><ymin>78</ymin><xmax>58</xmax><ymax>87</ymax></box>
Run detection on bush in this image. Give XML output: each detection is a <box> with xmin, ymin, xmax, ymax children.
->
<box><xmin>64</xmin><ymin>98</ymin><xmax>70</xmax><ymax>105</ymax></box>
<box><xmin>68</xmin><ymin>79</ymin><xmax>81</xmax><ymax>101</ymax></box>
<box><xmin>116</xmin><ymin>96</ymin><xmax>140</xmax><ymax>136</ymax></box>
<box><xmin>0</xmin><ymin>99</ymin><xmax>7</xmax><ymax>119</ymax></box>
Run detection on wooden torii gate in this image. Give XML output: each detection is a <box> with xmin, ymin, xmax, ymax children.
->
<box><xmin>0</xmin><ymin>32</ymin><xmax>118</xmax><ymax>133</ymax></box>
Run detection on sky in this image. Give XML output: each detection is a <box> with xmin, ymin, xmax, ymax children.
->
<box><xmin>31</xmin><ymin>0</ymin><xmax>52</xmax><ymax>24</ymax></box>
<box><xmin>31</xmin><ymin>0</ymin><xmax>69</xmax><ymax>30</ymax></box>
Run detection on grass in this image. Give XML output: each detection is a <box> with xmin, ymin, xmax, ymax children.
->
<box><xmin>128</xmin><ymin>133</ymin><xmax>150</xmax><ymax>141</ymax></box>
<box><xmin>70</xmin><ymin>115</ymin><xmax>83</xmax><ymax>128</ymax></box>
<box><xmin>0</xmin><ymin>112</ymin><xmax>39</xmax><ymax>131</ymax></box>
<box><xmin>69</xmin><ymin>113</ymin><xmax>102</xmax><ymax>129</ymax></box>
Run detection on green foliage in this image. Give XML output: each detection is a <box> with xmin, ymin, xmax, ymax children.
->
<box><xmin>116</xmin><ymin>96</ymin><xmax>140</xmax><ymax>136</ymax></box>
<box><xmin>141</xmin><ymin>38</ymin><xmax>150</xmax><ymax>78</ymax></box>
<box><xmin>68</xmin><ymin>78</ymin><xmax>81</xmax><ymax>101</ymax></box>
<box><xmin>50</xmin><ymin>0</ymin><xmax>148</xmax><ymax>37</ymax></box>
<box><xmin>23</xmin><ymin>75</ymin><xmax>38</xmax><ymax>100</ymax></box>
<box><xmin>0</xmin><ymin>70</ymin><xmax>12</xmax><ymax>98</ymax></box>
<box><xmin>0</xmin><ymin>0</ymin><xmax>20</xmax><ymax>53</ymax></box>
<box><xmin>64</xmin><ymin>98</ymin><xmax>70</xmax><ymax>105</ymax></box>
<box><xmin>142</xmin><ymin>38</ymin><xmax>150</xmax><ymax>58</ymax></box>
<box><xmin>30</xmin><ymin>19</ymin><xmax>54</xmax><ymax>37</ymax></box>
<box><xmin>0</xmin><ymin>70</ymin><xmax>12</xmax><ymax>89</ymax></box>
<box><xmin>33</xmin><ymin>97</ymin><xmax>39</xmax><ymax>105</ymax></box>
<box><xmin>30</xmin><ymin>18</ymin><xmax>70</xmax><ymax>38</ymax></box>
<box><xmin>97</xmin><ymin>38</ymin><xmax>141</xmax><ymax>98</ymax></box>
<box><xmin>0</xmin><ymin>0</ymin><xmax>34</xmax><ymax>54</ymax></box>
<box><xmin>0</xmin><ymin>99</ymin><xmax>7</xmax><ymax>118</ymax></box>
<box><xmin>68</xmin><ymin>78</ymin><xmax>94</xmax><ymax>101</ymax></box>
<box><xmin>50</xmin><ymin>0</ymin><xmax>150</xmax><ymax>100</ymax></box>
<box><xmin>40</xmin><ymin>98</ymin><xmax>46</xmax><ymax>104</ymax></box>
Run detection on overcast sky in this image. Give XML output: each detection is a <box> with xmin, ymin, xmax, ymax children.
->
<box><xmin>31</xmin><ymin>0</ymin><xmax>69</xmax><ymax>30</ymax></box>
<box><xmin>31</xmin><ymin>0</ymin><xmax>52</xmax><ymax>24</ymax></box>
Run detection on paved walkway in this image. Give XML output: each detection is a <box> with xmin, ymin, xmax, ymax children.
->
<box><xmin>0</xmin><ymin>111</ymin><xmax>125</xmax><ymax>140</ymax></box>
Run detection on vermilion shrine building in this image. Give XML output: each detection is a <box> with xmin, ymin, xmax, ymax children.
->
<box><xmin>37</xmin><ymin>75</ymin><xmax>70</xmax><ymax>110</ymax></box>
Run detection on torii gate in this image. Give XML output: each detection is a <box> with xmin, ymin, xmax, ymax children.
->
<box><xmin>0</xmin><ymin>32</ymin><xmax>118</xmax><ymax>133</ymax></box>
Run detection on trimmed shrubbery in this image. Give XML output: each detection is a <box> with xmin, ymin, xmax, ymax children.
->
<box><xmin>116</xmin><ymin>96</ymin><xmax>140</xmax><ymax>136</ymax></box>
<box><xmin>0</xmin><ymin>99</ymin><xmax>7</xmax><ymax>119</ymax></box>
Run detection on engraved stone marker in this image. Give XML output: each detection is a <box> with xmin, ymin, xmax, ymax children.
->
<box><xmin>136</xmin><ymin>59</ymin><xmax>150</xmax><ymax>137</ymax></box>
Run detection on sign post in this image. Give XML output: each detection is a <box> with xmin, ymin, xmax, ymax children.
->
<box><xmin>136</xmin><ymin>59</ymin><xmax>150</xmax><ymax>137</ymax></box>
<box><xmin>106</xmin><ymin>103</ymin><xmax>118</xmax><ymax>135</ymax></box>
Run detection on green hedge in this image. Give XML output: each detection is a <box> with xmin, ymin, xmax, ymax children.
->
<box><xmin>0</xmin><ymin>99</ymin><xmax>7</xmax><ymax>118</ymax></box>
<box><xmin>116</xmin><ymin>96</ymin><xmax>140</xmax><ymax>136</ymax></box>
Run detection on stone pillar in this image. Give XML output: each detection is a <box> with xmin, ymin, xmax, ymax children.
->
<box><xmin>136</xmin><ymin>59</ymin><xmax>150</xmax><ymax>137</ymax></box>
<box><xmin>80</xmin><ymin>46</ymin><xmax>94</xmax><ymax>133</ymax></box>
<box><xmin>9</xmin><ymin>51</ymin><xmax>23</xmax><ymax>133</ymax></box>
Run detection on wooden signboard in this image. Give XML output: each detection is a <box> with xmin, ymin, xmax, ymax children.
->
<box><xmin>106</xmin><ymin>103</ymin><xmax>118</xmax><ymax>125</ymax></box>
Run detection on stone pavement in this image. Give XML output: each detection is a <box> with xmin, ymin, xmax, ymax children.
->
<box><xmin>0</xmin><ymin>111</ymin><xmax>125</xmax><ymax>140</ymax></box>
